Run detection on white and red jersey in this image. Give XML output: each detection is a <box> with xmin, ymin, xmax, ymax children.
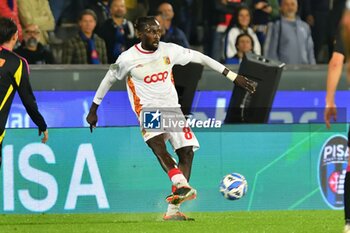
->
<box><xmin>93</xmin><ymin>42</ymin><xmax>228</xmax><ymax>118</ymax></box>
<box><xmin>108</xmin><ymin>42</ymin><xmax>193</xmax><ymax>117</ymax></box>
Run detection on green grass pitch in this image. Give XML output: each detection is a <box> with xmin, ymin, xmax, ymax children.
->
<box><xmin>0</xmin><ymin>210</ymin><xmax>344</xmax><ymax>233</ymax></box>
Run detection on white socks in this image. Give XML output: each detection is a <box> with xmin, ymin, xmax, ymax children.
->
<box><xmin>171</xmin><ymin>174</ymin><xmax>189</xmax><ymax>188</ymax></box>
<box><xmin>166</xmin><ymin>204</ymin><xmax>180</xmax><ymax>216</ymax></box>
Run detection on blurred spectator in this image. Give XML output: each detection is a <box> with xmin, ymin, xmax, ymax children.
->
<box><xmin>0</xmin><ymin>0</ymin><xmax>22</xmax><ymax>41</ymax></box>
<box><xmin>149</xmin><ymin>0</ymin><xmax>201</xmax><ymax>44</ymax></box>
<box><xmin>225</xmin><ymin>6</ymin><xmax>261</xmax><ymax>60</ymax></box>
<box><xmin>251</xmin><ymin>0</ymin><xmax>279</xmax><ymax>48</ymax></box>
<box><xmin>97</xmin><ymin>0</ymin><xmax>134</xmax><ymax>63</ymax></box>
<box><xmin>155</xmin><ymin>13</ymin><xmax>167</xmax><ymax>36</ymax></box>
<box><xmin>171</xmin><ymin>0</ymin><xmax>200</xmax><ymax>45</ymax></box>
<box><xmin>49</xmin><ymin>0</ymin><xmax>69</xmax><ymax>25</ymax></box>
<box><xmin>63</xmin><ymin>0</ymin><xmax>90</xmax><ymax>23</ymax></box>
<box><xmin>309</xmin><ymin>0</ymin><xmax>345</xmax><ymax>63</ymax></box>
<box><xmin>202</xmin><ymin>0</ymin><xmax>216</xmax><ymax>55</ymax></box>
<box><xmin>125</xmin><ymin>0</ymin><xmax>149</xmax><ymax>23</ymax></box>
<box><xmin>17</xmin><ymin>0</ymin><xmax>56</xmax><ymax>45</ymax></box>
<box><xmin>297</xmin><ymin>0</ymin><xmax>312</xmax><ymax>23</ymax></box>
<box><xmin>87</xmin><ymin>0</ymin><xmax>111</xmax><ymax>32</ymax></box>
<box><xmin>51</xmin><ymin>0</ymin><xmax>89</xmax><ymax>25</ymax></box>
<box><xmin>225</xmin><ymin>33</ymin><xmax>254</xmax><ymax>64</ymax></box>
<box><xmin>157</xmin><ymin>2</ymin><xmax>190</xmax><ymax>48</ymax></box>
<box><xmin>62</xmin><ymin>9</ymin><xmax>107</xmax><ymax>64</ymax></box>
<box><xmin>211</xmin><ymin>0</ymin><xmax>243</xmax><ymax>62</ymax></box>
<box><xmin>14</xmin><ymin>24</ymin><xmax>55</xmax><ymax>64</ymax></box>
<box><xmin>264</xmin><ymin>0</ymin><xmax>315</xmax><ymax>64</ymax></box>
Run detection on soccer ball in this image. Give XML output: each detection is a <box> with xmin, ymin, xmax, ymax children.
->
<box><xmin>219</xmin><ymin>173</ymin><xmax>248</xmax><ymax>200</ymax></box>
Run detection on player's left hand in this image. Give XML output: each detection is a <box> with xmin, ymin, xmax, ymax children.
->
<box><xmin>39</xmin><ymin>129</ymin><xmax>49</xmax><ymax>143</ymax></box>
<box><xmin>234</xmin><ymin>75</ymin><xmax>257</xmax><ymax>94</ymax></box>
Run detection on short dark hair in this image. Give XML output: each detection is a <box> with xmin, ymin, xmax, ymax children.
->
<box><xmin>78</xmin><ymin>9</ymin><xmax>97</xmax><ymax>22</ymax></box>
<box><xmin>134</xmin><ymin>16</ymin><xmax>157</xmax><ymax>32</ymax></box>
<box><xmin>0</xmin><ymin>17</ymin><xmax>18</xmax><ymax>44</ymax></box>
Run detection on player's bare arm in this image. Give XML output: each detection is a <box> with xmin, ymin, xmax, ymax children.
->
<box><xmin>324</xmin><ymin>52</ymin><xmax>344</xmax><ymax>128</ymax></box>
<box><xmin>86</xmin><ymin>65</ymin><xmax>118</xmax><ymax>133</ymax></box>
<box><xmin>188</xmin><ymin>49</ymin><xmax>256</xmax><ymax>94</ymax></box>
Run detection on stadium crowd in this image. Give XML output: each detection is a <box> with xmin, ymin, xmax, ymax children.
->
<box><xmin>0</xmin><ymin>0</ymin><xmax>346</xmax><ymax>65</ymax></box>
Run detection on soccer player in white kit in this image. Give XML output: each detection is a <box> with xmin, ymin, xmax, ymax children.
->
<box><xmin>86</xmin><ymin>16</ymin><xmax>256</xmax><ymax>221</ymax></box>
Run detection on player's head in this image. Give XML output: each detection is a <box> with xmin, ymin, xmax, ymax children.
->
<box><xmin>0</xmin><ymin>17</ymin><xmax>18</xmax><ymax>47</ymax></box>
<box><xmin>135</xmin><ymin>16</ymin><xmax>162</xmax><ymax>51</ymax></box>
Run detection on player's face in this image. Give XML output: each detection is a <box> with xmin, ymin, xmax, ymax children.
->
<box><xmin>140</xmin><ymin>22</ymin><xmax>162</xmax><ymax>51</ymax></box>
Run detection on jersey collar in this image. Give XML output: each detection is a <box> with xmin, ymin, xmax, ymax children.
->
<box><xmin>135</xmin><ymin>43</ymin><xmax>156</xmax><ymax>54</ymax></box>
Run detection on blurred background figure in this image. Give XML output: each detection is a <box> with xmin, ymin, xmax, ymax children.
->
<box><xmin>264</xmin><ymin>0</ymin><xmax>315</xmax><ymax>64</ymax></box>
<box><xmin>49</xmin><ymin>0</ymin><xmax>88</xmax><ymax>25</ymax></box>
<box><xmin>14</xmin><ymin>24</ymin><xmax>55</xmax><ymax>64</ymax></box>
<box><xmin>225</xmin><ymin>33</ymin><xmax>254</xmax><ymax>64</ymax></box>
<box><xmin>157</xmin><ymin>2</ymin><xmax>190</xmax><ymax>48</ymax></box>
<box><xmin>250</xmin><ymin>0</ymin><xmax>279</xmax><ymax>50</ymax></box>
<box><xmin>170</xmin><ymin>0</ymin><xmax>200</xmax><ymax>46</ymax></box>
<box><xmin>308</xmin><ymin>0</ymin><xmax>346</xmax><ymax>63</ymax></box>
<box><xmin>148</xmin><ymin>0</ymin><xmax>200</xmax><ymax>46</ymax></box>
<box><xmin>155</xmin><ymin>13</ymin><xmax>167</xmax><ymax>37</ymax></box>
<box><xmin>97</xmin><ymin>0</ymin><xmax>134</xmax><ymax>63</ymax></box>
<box><xmin>210</xmin><ymin>0</ymin><xmax>244</xmax><ymax>62</ymax></box>
<box><xmin>0</xmin><ymin>0</ymin><xmax>22</xmax><ymax>41</ymax></box>
<box><xmin>87</xmin><ymin>0</ymin><xmax>111</xmax><ymax>33</ymax></box>
<box><xmin>49</xmin><ymin>0</ymin><xmax>68</xmax><ymax>25</ymax></box>
<box><xmin>225</xmin><ymin>5</ymin><xmax>261</xmax><ymax>61</ymax></box>
<box><xmin>17</xmin><ymin>0</ymin><xmax>57</xmax><ymax>45</ymax></box>
<box><xmin>62</xmin><ymin>9</ymin><xmax>107</xmax><ymax>64</ymax></box>
<box><xmin>125</xmin><ymin>0</ymin><xmax>149</xmax><ymax>23</ymax></box>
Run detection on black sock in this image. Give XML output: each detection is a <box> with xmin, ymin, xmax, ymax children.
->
<box><xmin>345</xmin><ymin>172</ymin><xmax>350</xmax><ymax>223</ymax></box>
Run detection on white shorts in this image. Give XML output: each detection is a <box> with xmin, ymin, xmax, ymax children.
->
<box><xmin>140</xmin><ymin>108</ymin><xmax>200</xmax><ymax>152</ymax></box>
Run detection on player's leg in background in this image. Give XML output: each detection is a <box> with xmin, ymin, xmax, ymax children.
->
<box><xmin>164</xmin><ymin>129</ymin><xmax>197</xmax><ymax>206</ymax></box>
<box><xmin>146</xmin><ymin>134</ymin><xmax>190</xmax><ymax>187</ymax></box>
<box><xmin>344</xmin><ymin>127</ymin><xmax>350</xmax><ymax>232</ymax></box>
<box><xmin>163</xmin><ymin>146</ymin><xmax>196</xmax><ymax>221</ymax></box>
<box><xmin>0</xmin><ymin>129</ymin><xmax>4</xmax><ymax>169</ymax></box>
<box><xmin>146</xmin><ymin>133</ymin><xmax>194</xmax><ymax>204</ymax></box>
<box><xmin>175</xmin><ymin>146</ymin><xmax>194</xmax><ymax>181</ymax></box>
<box><xmin>345</xmin><ymin>151</ymin><xmax>350</xmax><ymax>232</ymax></box>
<box><xmin>0</xmin><ymin>141</ymin><xmax>2</xmax><ymax>169</ymax></box>
<box><xmin>146</xmin><ymin>134</ymin><xmax>177</xmax><ymax>173</ymax></box>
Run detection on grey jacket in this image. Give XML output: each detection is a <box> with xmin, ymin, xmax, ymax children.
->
<box><xmin>264</xmin><ymin>17</ymin><xmax>316</xmax><ymax>64</ymax></box>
